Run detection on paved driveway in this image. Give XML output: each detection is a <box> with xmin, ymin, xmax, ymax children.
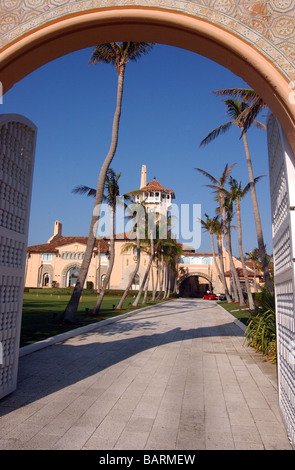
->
<box><xmin>0</xmin><ymin>299</ymin><xmax>292</xmax><ymax>450</ymax></box>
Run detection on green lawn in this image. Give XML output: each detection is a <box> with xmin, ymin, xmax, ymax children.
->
<box><xmin>217</xmin><ymin>300</ymin><xmax>251</xmax><ymax>326</ymax></box>
<box><xmin>20</xmin><ymin>292</ymin><xmax>165</xmax><ymax>348</ymax></box>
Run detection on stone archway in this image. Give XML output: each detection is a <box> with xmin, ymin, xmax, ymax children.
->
<box><xmin>61</xmin><ymin>263</ymin><xmax>81</xmax><ymax>288</ymax></box>
<box><xmin>177</xmin><ymin>271</ymin><xmax>217</xmax><ymax>297</ymax></box>
<box><xmin>0</xmin><ymin>0</ymin><xmax>295</xmax><ymax>448</ymax></box>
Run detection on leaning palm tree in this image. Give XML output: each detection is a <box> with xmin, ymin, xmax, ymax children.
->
<box><xmin>200</xmin><ymin>90</ymin><xmax>273</xmax><ymax>295</ymax></box>
<box><xmin>62</xmin><ymin>42</ymin><xmax>153</xmax><ymax>323</ymax></box>
<box><xmin>196</xmin><ymin>164</ymin><xmax>245</xmax><ymax>306</ymax></box>
<box><xmin>227</xmin><ymin>176</ymin><xmax>264</xmax><ymax>310</ymax></box>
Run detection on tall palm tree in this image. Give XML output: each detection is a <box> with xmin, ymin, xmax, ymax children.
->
<box><xmin>62</xmin><ymin>42</ymin><xmax>153</xmax><ymax>323</ymax></box>
<box><xmin>227</xmin><ymin>176</ymin><xmax>264</xmax><ymax>310</ymax></box>
<box><xmin>200</xmin><ymin>213</ymin><xmax>231</xmax><ymax>302</ymax></box>
<box><xmin>196</xmin><ymin>164</ymin><xmax>245</xmax><ymax>306</ymax></box>
<box><xmin>200</xmin><ymin>90</ymin><xmax>273</xmax><ymax>295</ymax></box>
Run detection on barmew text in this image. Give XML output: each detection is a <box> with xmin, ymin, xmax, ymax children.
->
<box><xmin>143</xmin><ymin>454</ymin><xmax>196</xmax><ymax>464</ymax></box>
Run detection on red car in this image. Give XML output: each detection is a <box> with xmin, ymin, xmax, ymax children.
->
<box><xmin>203</xmin><ymin>293</ymin><xmax>217</xmax><ymax>300</ymax></box>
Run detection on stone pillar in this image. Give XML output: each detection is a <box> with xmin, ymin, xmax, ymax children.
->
<box><xmin>0</xmin><ymin>114</ymin><xmax>37</xmax><ymax>399</ymax></box>
<box><xmin>267</xmin><ymin>113</ymin><xmax>295</xmax><ymax>448</ymax></box>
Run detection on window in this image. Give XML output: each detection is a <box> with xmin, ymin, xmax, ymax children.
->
<box><xmin>202</xmin><ymin>257</ymin><xmax>212</xmax><ymax>265</ymax></box>
<box><xmin>41</xmin><ymin>253</ymin><xmax>54</xmax><ymax>261</ymax></box>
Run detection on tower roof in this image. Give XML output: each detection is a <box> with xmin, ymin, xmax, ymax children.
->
<box><xmin>140</xmin><ymin>179</ymin><xmax>175</xmax><ymax>198</ymax></box>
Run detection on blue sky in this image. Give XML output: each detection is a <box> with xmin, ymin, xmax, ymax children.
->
<box><xmin>1</xmin><ymin>43</ymin><xmax>272</xmax><ymax>256</ymax></box>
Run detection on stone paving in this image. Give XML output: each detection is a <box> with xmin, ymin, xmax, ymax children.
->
<box><xmin>0</xmin><ymin>299</ymin><xmax>292</xmax><ymax>450</ymax></box>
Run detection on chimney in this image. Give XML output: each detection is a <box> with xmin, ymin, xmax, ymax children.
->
<box><xmin>140</xmin><ymin>164</ymin><xmax>147</xmax><ymax>189</ymax></box>
<box><xmin>47</xmin><ymin>220</ymin><xmax>62</xmax><ymax>243</ymax></box>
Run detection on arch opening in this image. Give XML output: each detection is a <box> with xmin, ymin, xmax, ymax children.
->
<box><xmin>178</xmin><ymin>273</ymin><xmax>213</xmax><ymax>298</ymax></box>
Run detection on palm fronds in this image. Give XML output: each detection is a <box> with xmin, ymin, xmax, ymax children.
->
<box><xmin>245</xmin><ymin>287</ymin><xmax>277</xmax><ymax>362</ymax></box>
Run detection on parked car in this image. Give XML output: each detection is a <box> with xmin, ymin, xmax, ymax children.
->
<box><xmin>216</xmin><ymin>294</ymin><xmax>226</xmax><ymax>300</ymax></box>
<box><xmin>203</xmin><ymin>292</ymin><xmax>217</xmax><ymax>300</ymax></box>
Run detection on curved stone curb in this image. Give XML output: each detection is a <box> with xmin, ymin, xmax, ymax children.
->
<box><xmin>215</xmin><ymin>301</ymin><xmax>247</xmax><ymax>333</ymax></box>
<box><xmin>19</xmin><ymin>299</ymin><xmax>177</xmax><ymax>358</ymax></box>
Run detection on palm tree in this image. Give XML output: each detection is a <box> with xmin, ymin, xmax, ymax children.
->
<box><xmin>246</xmin><ymin>248</ymin><xmax>261</xmax><ymax>293</ymax></box>
<box><xmin>115</xmin><ymin>200</ymin><xmax>147</xmax><ymax>310</ymax></box>
<box><xmin>200</xmin><ymin>90</ymin><xmax>273</xmax><ymax>295</ymax></box>
<box><xmin>132</xmin><ymin>219</ymin><xmax>155</xmax><ymax>307</ymax></box>
<box><xmin>62</xmin><ymin>42</ymin><xmax>153</xmax><ymax>323</ymax></box>
<box><xmin>71</xmin><ymin>169</ymin><xmax>123</xmax><ymax>314</ymax></box>
<box><xmin>91</xmin><ymin>169</ymin><xmax>121</xmax><ymax>314</ymax></box>
<box><xmin>196</xmin><ymin>164</ymin><xmax>245</xmax><ymax>306</ymax></box>
<box><xmin>213</xmin><ymin>217</ymin><xmax>230</xmax><ymax>301</ymax></box>
<box><xmin>227</xmin><ymin>176</ymin><xmax>264</xmax><ymax>310</ymax></box>
<box><xmin>200</xmin><ymin>213</ymin><xmax>231</xmax><ymax>302</ymax></box>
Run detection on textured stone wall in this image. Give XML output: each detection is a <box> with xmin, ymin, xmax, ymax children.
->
<box><xmin>0</xmin><ymin>0</ymin><xmax>294</xmax><ymax>80</ymax></box>
<box><xmin>267</xmin><ymin>113</ymin><xmax>295</xmax><ymax>449</ymax></box>
<box><xmin>0</xmin><ymin>114</ymin><xmax>37</xmax><ymax>399</ymax></box>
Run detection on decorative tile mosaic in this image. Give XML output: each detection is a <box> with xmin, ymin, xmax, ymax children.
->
<box><xmin>0</xmin><ymin>0</ymin><xmax>294</xmax><ymax>79</ymax></box>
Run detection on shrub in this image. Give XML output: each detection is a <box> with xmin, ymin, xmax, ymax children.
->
<box><xmin>245</xmin><ymin>287</ymin><xmax>277</xmax><ymax>362</ymax></box>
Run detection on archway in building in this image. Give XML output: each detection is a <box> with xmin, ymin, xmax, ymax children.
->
<box><xmin>178</xmin><ymin>272</ymin><xmax>214</xmax><ymax>298</ymax></box>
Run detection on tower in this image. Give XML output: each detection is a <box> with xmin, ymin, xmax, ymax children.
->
<box><xmin>136</xmin><ymin>165</ymin><xmax>175</xmax><ymax>213</ymax></box>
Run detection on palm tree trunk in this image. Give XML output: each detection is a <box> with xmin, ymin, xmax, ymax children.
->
<box><xmin>220</xmin><ymin>194</ymin><xmax>245</xmax><ymax>306</ymax></box>
<box><xmin>153</xmin><ymin>259</ymin><xmax>160</xmax><ymax>301</ymax></box>
<box><xmin>156</xmin><ymin>255</ymin><xmax>165</xmax><ymax>300</ymax></box>
<box><xmin>216</xmin><ymin>235</ymin><xmax>232</xmax><ymax>302</ymax></box>
<box><xmin>209</xmin><ymin>232</ymin><xmax>227</xmax><ymax>296</ymax></box>
<box><xmin>62</xmin><ymin>67</ymin><xmax>125</xmax><ymax>323</ymax></box>
<box><xmin>236</xmin><ymin>201</ymin><xmax>255</xmax><ymax>310</ymax></box>
<box><xmin>133</xmin><ymin>237</ymin><xmax>154</xmax><ymax>307</ymax></box>
<box><xmin>116</xmin><ymin>236</ymin><xmax>141</xmax><ymax>310</ymax></box>
<box><xmin>242</xmin><ymin>129</ymin><xmax>273</xmax><ymax>294</ymax></box>
<box><xmin>92</xmin><ymin>207</ymin><xmax>115</xmax><ymax>314</ymax></box>
<box><xmin>142</xmin><ymin>270</ymin><xmax>149</xmax><ymax>304</ymax></box>
<box><xmin>151</xmin><ymin>265</ymin><xmax>156</xmax><ymax>302</ymax></box>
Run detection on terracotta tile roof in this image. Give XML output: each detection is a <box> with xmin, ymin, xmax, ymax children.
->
<box><xmin>140</xmin><ymin>180</ymin><xmax>175</xmax><ymax>197</ymax></box>
<box><xmin>224</xmin><ymin>267</ymin><xmax>263</xmax><ymax>278</ymax></box>
<box><xmin>27</xmin><ymin>237</ymin><xmax>109</xmax><ymax>254</ymax></box>
<box><xmin>181</xmin><ymin>252</ymin><xmax>213</xmax><ymax>256</ymax></box>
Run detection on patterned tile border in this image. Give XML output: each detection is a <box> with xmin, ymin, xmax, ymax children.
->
<box><xmin>0</xmin><ymin>0</ymin><xmax>294</xmax><ymax>79</ymax></box>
